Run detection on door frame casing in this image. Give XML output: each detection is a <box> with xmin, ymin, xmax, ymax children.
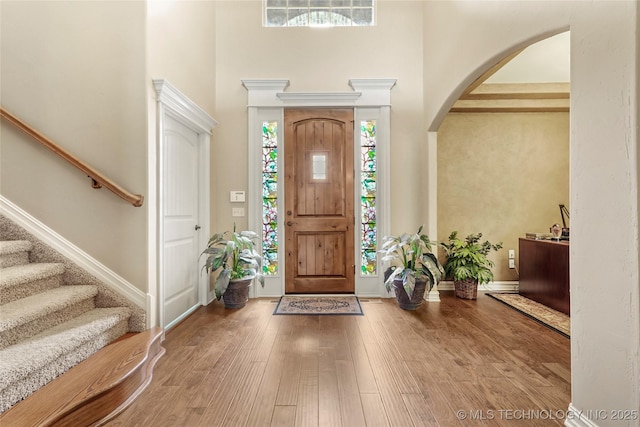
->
<box><xmin>153</xmin><ymin>79</ymin><xmax>217</xmax><ymax>330</ymax></box>
<box><xmin>244</xmin><ymin>79</ymin><xmax>395</xmax><ymax>298</ymax></box>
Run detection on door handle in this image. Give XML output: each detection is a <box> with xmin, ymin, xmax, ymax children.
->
<box><xmin>286</xmin><ymin>221</ymin><xmax>293</xmax><ymax>226</ymax></box>
<box><xmin>195</xmin><ymin>225</ymin><xmax>201</xmax><ymax>230</ymax></box>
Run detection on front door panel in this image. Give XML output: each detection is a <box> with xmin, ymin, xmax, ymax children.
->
<box><xmin>284</xmin><ymin>109</ymin><xmax>355</xmax><ymax>293</ymax></box>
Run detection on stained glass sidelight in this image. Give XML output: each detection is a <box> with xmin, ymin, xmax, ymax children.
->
<box><xmin>360</xmin><ymin>120</ymin><xmax>377</xmax><ymax>275</ymax></box>
<box><xmin>262</xmin><ymin>121</ymin><xmax>278</xmax><ymax>275</ymax></box>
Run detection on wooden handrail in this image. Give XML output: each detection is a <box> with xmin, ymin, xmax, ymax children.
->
<box><xmin>1</xmin><ymin>107</ymin><xmax>144</xmax><ymax>207</ymax></box>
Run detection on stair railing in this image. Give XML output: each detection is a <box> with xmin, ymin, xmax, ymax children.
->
<box><xmin>1</xmin><ymin>107</ymin><xmax>144</xmax><ymax>207</ymax></box>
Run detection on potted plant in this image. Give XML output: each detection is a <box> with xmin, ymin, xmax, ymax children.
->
<box><xmin>201</xmin><ymin>225</ymin><xmax>265</xmax><ymax>308</ymax></box>
<box><xmin>439</xmin><ymin>231</ymin><xmax>503</xmax><ymax>300</ymax></box>
<box><xmin>380</xmin><ymin>225</ymin><xmax>445</xmax><ymax>310</ymax></box>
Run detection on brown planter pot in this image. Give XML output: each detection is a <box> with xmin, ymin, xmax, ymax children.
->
<box><xmin>222</xmin><ymin>277</ymin><xmax>253</xmax><ymax>308</ymax></box>
<box><xmin>454</xmin><ymin>278</ymin><xmax>478</xmax><ymax>300</ymax></box>
<box><xmin>393</xmin><ymin>277</ymin><xmax>428</xmax><ymax>310</ymax></box>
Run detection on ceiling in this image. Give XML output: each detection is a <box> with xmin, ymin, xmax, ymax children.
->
<box><xmin>452</xmin><ymin>31</ymin><xmax>570</xmax><ymax>113</ymax></box>
<box><xmin>488</xmin><ymin>31</ymin><xmax>570</xmax><ymax>84</ymax></box>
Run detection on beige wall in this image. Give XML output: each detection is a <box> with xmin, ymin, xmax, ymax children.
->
<box><xmin>1</xmin><ymin>1</ymin><xmax>148</xmax><ymax>289</ymax></box>
<box><xmin>147</xmin><ymin>1</ymin><xmax>217</xmax><ymax>117</ymax></box>
<box><xmin>212</xmin><ymin>0</ymin><xmax>425</xmax><ymax>234</ymax></box>
<box><xmin>1</xmin><ymin>1</ymin><xmax>219</xmax><ymax>295</ymax></box>
<box><xmin>424</xmin><ymin>1</ymin><xmax>639</xmax><ymax>423</ymax></box>
<box><xmin>438</xmin><ymin>112</ymin><xmax>569</xmax><ymax>281</ymax></box>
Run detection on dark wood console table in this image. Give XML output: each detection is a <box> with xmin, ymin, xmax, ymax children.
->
<box><xmin>518</xmin><ymin>238</ymin><xmax>570</xmax><ymax>315</ymax></box>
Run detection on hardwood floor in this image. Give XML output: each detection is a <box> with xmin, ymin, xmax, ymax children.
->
<box><xmin>107</xmin><ymin>292</ymin><xmax>570</xmax><ymax>427</ymax></box>
<box><xmin>0</xmin><ymin>327</ymin><xmax>164</xmax><ymax>427</ymax></box>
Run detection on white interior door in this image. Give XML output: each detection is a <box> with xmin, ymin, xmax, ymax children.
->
<box><xmin>162</xmin><ymin>116</ymin><xmax>200</xmax><ymax>329</ymax></box>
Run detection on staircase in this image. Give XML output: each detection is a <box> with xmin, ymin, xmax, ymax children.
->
<box><xmin>0</xmin><ymin>239</ymin><xmax>133</xmax><ymax>412</ymax></box>
<box><xmin>0</xmin><ymin>208</ymin><xmax>164</xmax><ymax>424</ymax></box>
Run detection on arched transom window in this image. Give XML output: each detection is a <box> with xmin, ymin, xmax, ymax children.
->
<box><xmin>265</xmin><ymin>0</ymin><xmax>375</xmax><ymax>27</ymax></box>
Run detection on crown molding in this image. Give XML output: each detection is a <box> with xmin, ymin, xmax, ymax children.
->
<box><xmin>242</xmin><ymin>78</ymin><xmax>396</xmax><ymax>107</ymax></box>
<box><xmin>276</xmin><ymin>92</ymin><xmax>362</xmax><ymax>106</ymax></box>
<box><xmin>152</xmin><ymin>79</ymin><xmax>217</xmax><ymax>134</ymax></box>
<box><xmin>241</xmin><ymin>79</ymin><xmax>290</xmax><ymax>91</ymax></box>
<box><xmin>349</xmin><ymin>78</ymin><xmax>397</xmax><ymax>91</ymax></box>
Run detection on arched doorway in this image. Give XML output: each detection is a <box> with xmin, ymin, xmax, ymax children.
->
<box><xmin>436</xmin><ymin>32</ymin><xmax>570</xmax><ymax>294</ymax></box>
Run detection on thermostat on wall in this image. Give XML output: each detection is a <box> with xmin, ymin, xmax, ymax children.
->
<box><xmin>230</xmin><ymin>191</ymin><xmax>245</xmax><ymax>203</ymax></box>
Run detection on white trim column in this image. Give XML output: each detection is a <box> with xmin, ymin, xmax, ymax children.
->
<box><xmin>425</xmin><ymin>131</ymin><xmax>440</xmax><ymax>302</ymax></box>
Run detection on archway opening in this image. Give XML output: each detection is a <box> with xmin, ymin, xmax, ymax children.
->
<box><xmin>434</xmin><ymin>32</ymin><xmax>571</xmax><ymax>304</ymax></box>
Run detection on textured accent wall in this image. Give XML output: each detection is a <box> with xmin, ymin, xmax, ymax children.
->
<box><xmin>437</xmin><ymin>112</ymin><xmax>569</xmax><ymax>281</ymax></box>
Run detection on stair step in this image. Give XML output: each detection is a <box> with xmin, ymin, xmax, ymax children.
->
<box><xmin>0</xmin><ymin>307</ymin><xmax>131</xmax><ymax>412</ymax></box>
<box><xmin>0</xmin><ymin>327</ymin><xmax>165</xmax><ymax>427</ymax></box>
<box><xmin>0</xmin><ymin>241</ymin><xmax>32</xmax><ymax>268</ymax></box>
<box><xmin>0</xmin><ymin>263</ymin><xmax>65</xmax><ymax>304</ymax></box>
<box><xmin>0</xmin><ymin>285</ymin><xmax>98</xmax><ymax>349</ymax></box>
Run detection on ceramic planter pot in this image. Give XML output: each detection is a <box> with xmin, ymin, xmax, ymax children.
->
<box><xmin>222</xmin><ymin>277</ymin><xmax>253</xmax><ymax>308</ymax></box>
<box><xmin>393</xmin><ymin>277</ymin><xmax>428</xmax><ymax>310</ymax></box>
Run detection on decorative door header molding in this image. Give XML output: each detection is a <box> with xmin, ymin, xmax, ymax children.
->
<box><xmin>242</xmin><ymin>79</ymin><xmax>397</xmax><ymax>107</ymax></box>
<box><xmin>153</xmin><ymin>79</ymin><xmax>217</xmax><ymax>134</ymax></box>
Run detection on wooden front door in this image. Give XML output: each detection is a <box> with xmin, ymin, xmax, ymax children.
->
<box><xmin>284</xmin><ymin>109</ymin><xmax>355</xmax><ymax>293</ymax></box>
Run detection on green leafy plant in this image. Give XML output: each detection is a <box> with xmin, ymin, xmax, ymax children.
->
<box><xmin>380</xmin><ymin>225</ymin><xmax>445</xmax><ymax>298</ymax></box>
<box><xmin>201</xmin><ymin>225</ymin><xmax>265</xmax><ymax>300</ymax></box>
<box><xmin>439</xmin><ymin>231</ymin><xmax>503</xmax><ymax>285</ymax></box>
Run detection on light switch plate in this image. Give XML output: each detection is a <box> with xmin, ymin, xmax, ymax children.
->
<box><xmin>232</xmin><ymin>207</ymin><xmax>245</xmax><ymax>217</ymax></box>
<box><xmin>230</xmin><ymin>191</ymin><xmax>245</xmax><ymax>203</ymax></box>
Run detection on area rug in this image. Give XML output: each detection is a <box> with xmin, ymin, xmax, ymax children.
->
<box><xmin>273</xmin><ymin>296</ymin><xmax>363</xmax><ymax>315</ymax></box>
<box><xmin>486</xmin><ymin>293</ymin><xmax>570</xmax><ymax>337</ymax></box>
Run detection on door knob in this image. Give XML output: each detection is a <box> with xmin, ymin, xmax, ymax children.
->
<box><xmin>195</xmin><ymin>225</ymin><xmax>201</xmax><ymax>230</ymax></box>
<box><xmin>286</xmin><ymin>221</ymin><xmax>293</xmax><ymax>226</ymax></box>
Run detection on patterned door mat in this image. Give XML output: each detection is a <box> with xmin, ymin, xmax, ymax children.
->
<box><xmin>273</xmin><ymin>296</ymin><xmax>363</xmax><ymax>315</ymax></box>
<box><xmin>486</xmin><ymin>293</ymin><xmax>570</xmax><ymax>337</ymax></box>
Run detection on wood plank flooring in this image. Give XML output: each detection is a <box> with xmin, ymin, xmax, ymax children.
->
<box><xmin>107</xmin><ymin>292</ymin><xmax>570</xmax><ymax>427</ymax></box>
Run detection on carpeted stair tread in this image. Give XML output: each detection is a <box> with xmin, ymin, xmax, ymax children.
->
<box><xmin>0</xmin><ymin>285</ymin><xmax>98</xmax><ymax>332</ymax></box>
<box><xmin>0</xmin><ymin>263</ymin><xmax>65</xmax><ymax>304</ymax></box>
<box><xmin>0</xmin><ymin>241</ymin><xmax>32</xmax><ymax>268</ymax></box>
<box><xmin>0</xmin><ymin>241</ymin><xmax>32</xmax><ymax>255</ymax></box>
<box><xmin>0</xmin><ymin>307</ymin><xmax>131</xmax><ymax>390</ymax></box>
<box><xmin>0</xmin><ymin>263</ymin><xmax>64</xmax><ymax>288</ymax></box>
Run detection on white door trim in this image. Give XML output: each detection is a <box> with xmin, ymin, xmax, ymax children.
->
<box><xmin>243</xmin><ymin>79</ymin><xmax>395</xmax><ymax>298</ymax></box>
<box><xmin>152</xmin><ymin>79</ymin><xmax>217</xmax><ymax>330</ymax></box>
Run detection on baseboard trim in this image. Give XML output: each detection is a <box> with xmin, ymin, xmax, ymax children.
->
<box><xmin>0</xmin><ymin>196</ymin><xmax>146</xmax><ymax>308</ymax></box>
<box><xmin>438</xmin><ymin>281</ymin><xmax>519</xmax><ymax>292</ymax></box>
<box><xmin>253</xmin><ymin>292</ymin><xmax>394</xmax><ymax>299</ymax></box>
<box><xmin>246</xmin><ymin>283</ymin><xmax>519</xmax><ymax>299</ymax></box>
<box><xmin>564</xmin><ymin>403</ymin><xmax>602</xmax><ymax>427</ymax></box>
